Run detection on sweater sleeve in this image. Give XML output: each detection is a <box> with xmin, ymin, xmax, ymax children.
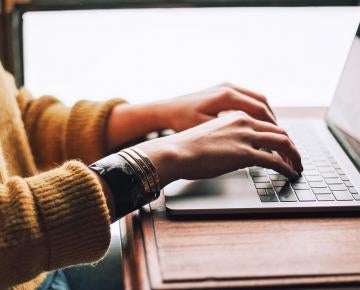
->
<box><xmin>16</xmin><ymin>88</ymin><xmax>125</xmax><ymax>169</ymax></box>
<box><xmin>0</xmin><ymin>160</ymin><xmax>111</xmax><ymax>289</ymax></box>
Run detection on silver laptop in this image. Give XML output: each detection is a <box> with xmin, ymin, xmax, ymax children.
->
<box><xmin>164</xmin><ymin>23</ymin><xmax>360</xmax><ymax>216</ymax></box>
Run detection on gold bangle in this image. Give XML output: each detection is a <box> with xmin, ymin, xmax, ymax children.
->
<box><xmin>118</xmin><ymin>151</ymin><xmax>150</xmax><ymax>193</ymax></box>
<box><xmin>130</xmin><ymin>147</ymin><xmax>161</xmax><ymax>194</ymax></box>
<box><xmin>121</xmin><ymin>148</ymin><xmax>157</xmax><ymax>196</ymax></box>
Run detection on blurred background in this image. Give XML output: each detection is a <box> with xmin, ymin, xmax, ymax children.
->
<box><xmin>19</xmin><ymin>6</ymin><xmax>360</xmax><ymax>107</ymax></box>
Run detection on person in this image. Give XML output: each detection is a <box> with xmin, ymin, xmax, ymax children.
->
<box><xmin>0</xmin><ymin>61</ymin><xmax>302</xmax><ymax>290</ymax></box>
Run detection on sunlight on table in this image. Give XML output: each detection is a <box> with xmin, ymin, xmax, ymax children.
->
<box><xmin>23</xmin><ymin>7</ymin><xmax>360</xmax><ymax>107</ymax></box>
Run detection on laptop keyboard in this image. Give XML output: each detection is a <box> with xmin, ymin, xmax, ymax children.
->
<box><xmin>250</xmin><ymin>130</ymin><xmax>359</xmax><ymax>203</ymax></box>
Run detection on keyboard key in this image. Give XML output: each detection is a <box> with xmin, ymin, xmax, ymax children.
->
<box><xmin>333</xmin><ymin>191</ymin><xmax>353</xmax><ymax>201</ymax></box>
<box><xmin>259</xmin><ymin>195</ymin><xmax>278</xmax><ymax>202</ymax></box>
<box><xmin>257</xmin><ymin>189</ymin><xmax>267</xmax><ymax>196</ymax></box>
<box><xmin>316</xmin><ymin>194</ymin><xmax>335</xmax><ymax>201</ymax></box>
<box><xmin>272</xmin><ymin>180</ymin><xmax>287</xmax><ymax>187</ymax></box>
<box><xmin>295</xmin><ymin>190</ymin><xmax>316</xmax><ymax>201</ymax></box>
<box><xmin>344</xmin><ymin>181</ymin><xmax>353</xmax><ymax>187</ymax></box>
<box><xmin>292</xmin><ymin>183</ymin><xmax>309</xmax><ymax>190</ymax></box>
<box><xmin>318</xmin><ymin>167</ymin><xmax>336</xmax><ymax>173</ymax></box>
<box><xmin>266</xmin><ymin>188</ymin><xmax>276</xmax><ymax>195</ymax></box>
<box><xmin>314</xmin><ymin>162</ymin><xmax>332</xmax><ymax>167</ymax></box>
<box><xmin>274</xmin><ymin>186</ymin><xmax>284</xmax><ymax>193</ymax></box>
<box><xmin>348</xmin><ymin>187</ymin><xmax>358</xmax><ymax>194</ymax></box>
<box><xmin>336</xmin><ymin>169</ymin><xmax>345</xmax><ymax>175</ymax></box>
<box><xmin>303</xmin><ymin>165</ymin><xmax>316</xmax><ymax>170</ymax></box>
<box><xmin>312</xmin><ymin>158</ymin><xmax>328</xmax><ymax>162</ymax></box>
<box><xmin>252</xmin><ymin>176</ymin><xmax>269</xmax><ymax>183</ymax></box>
<box><xmin>312</xmin><ymin>187</ymin><xmax>331</xmax><ymax>194</ymax></box>
<box><xmin>293</xmin><ymin>176</ymin><xmax>306</xmax><ymax>183</ymax></box>
<box><xmin>303</xmin><ymin>170</ymin><xmax>319</xmax><ymax>176</ymax></box>
<box><xmin>305</xmin><ymin>175</ymin><xmax>323</xmax><ymax>182</ymax></box>
<box><xmin>269</xmin><ymin>174</ymin><xmax>287</xmax><ymax>181</ymax></box>
<box><xmin>308</xmin><ymin>152</ymin><xmax>324</xmax><ymax>156</ymax></box>
<box><xmin>322</xmin><ymin>172</ymin><xmax>338</xmax><ymax>178</ymax></box>
<box><xmin>324</xmin><ymin>177</ymin><xmax>343</xmax><ymax>184</ymax></box>
<box><xmin>277</xmin><ymin>185</ymin><xmax>297</xmax><ymax>202</ymax></box>
<box><xmin>352</xmin><ymin>194</ymin><xmax>360</xmax><ymax>201</ymax></box>
<box><xmin>267</xmin><ymin>169</ymin><xmax>279</xmax><ymax>175</ymax></box>
<box><xmin>250</xmin><ymin>169</ymin><xmax>266</xmax><ymax>177</ymax></box>
<box><xmin>308</xmin><ymin>181</ymin><xmax>327</xmax><ymax>188</ymax></box>
<box><xmin>329</xmin><ymin>184</ymin><xmax>347</xmax><ymax>191</ymax></box>
<box><xmin>339</xmin><ymin>174</ymin><xmax>349</xmax><ymax>181</ymax></box>
<box><xmin>255</xmin><ymin>182</ymin><xmax>272</xmax><ymax>189</ymax></box>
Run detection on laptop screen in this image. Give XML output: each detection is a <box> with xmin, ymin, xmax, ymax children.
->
<box><xmin>327</xmin><ymin>23</ymin><xmax>360</xmax><ymax>169</ymax></box>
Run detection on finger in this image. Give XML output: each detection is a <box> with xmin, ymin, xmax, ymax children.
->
<box><xmin>260</xmin><ymin>147</ymin><xmax>291</xmax><ymax>170</ymax></box>
<box><xmin>249</xmin><ymin>149</ymin><xmax>299</xmax><ymax>180</ymax></box>
<box><xmin>249</xmin><ymin>118</ymin><xmax>297</xmax><ymax>146</ymax></box>
<box><xmin>251</xmin><ymin>132</ymin><xmax>303</xmax><ymax>173</ymax></box>
<box><xmin>250</xmin><ymin>119</ymin><xmax>289</xmax><ymax>137</ymax></box>
<box><xmin>221</xmin><ymin>82</ymin><xmax>276</xmax><ymax>118</ymax></box>
<box><xmin>255</xmin><ymin>132</ymin><xmax>302</xmax><ymax>173</ymax></box>
<box><xmin>264</xmin><ymin>149</ymin><xmax>296</xmax><ymax>174</ymax></box>
<box><xmin>222</xmin><ymin>89</ymin><xmax>277</xmax><ymax>124</ymax></box>
<box><xmin>238</xmin><ymin>116</ymin><xmax>298</xmax><ymax>167</ymax></box>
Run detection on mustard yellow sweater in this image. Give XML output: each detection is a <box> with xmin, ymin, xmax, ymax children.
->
<box><xmin>0</xmin><ymin>63</ymin><xmax>124</xmax><ymax>290</ymax></box>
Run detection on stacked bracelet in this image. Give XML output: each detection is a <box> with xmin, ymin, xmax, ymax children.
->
<box><xmin>88</xmin><ymin>147</ymin><xmax>160</xmax><ymax>219</ymax></box>
<box><xmin>118</xmin><ymin>147</ymin><xmax>161</xmax><ymax>199</ymax></box>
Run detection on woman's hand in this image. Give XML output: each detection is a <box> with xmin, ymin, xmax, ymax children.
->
<box><xmin>106</xmin><ymin>83</ymin><xmax>275</xmax><ymax>151</ymax></box>
<box><xmin>158</xmin><ymin>83</ymin><xmax>276</xmax><ymax>132</ymax></box>
<box><xmin>136</xmin><ymin>111</ymin><xmax>302</xmax><ymax>188</ymax></box>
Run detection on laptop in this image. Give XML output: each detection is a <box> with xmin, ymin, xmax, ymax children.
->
<box><xmin>164</xmin><ymin>23</ymin><xmax>360</xmax><ymax>216</ymax></box>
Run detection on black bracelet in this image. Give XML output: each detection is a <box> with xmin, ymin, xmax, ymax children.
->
<box><xmin>89</xmin><ymin>153</ymin><xmax>156</xmax><ymax>219</ymax></box>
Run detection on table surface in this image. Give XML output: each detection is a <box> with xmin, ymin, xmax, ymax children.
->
<box><xmin>23</xmin><ymin>7</ymin><xmax>360</xmax><ymax>107</ymax></box>
<box><xmin>120</xmin><ymin>107</ymin><xmax>360</xmax><ymax>290</ymax></box>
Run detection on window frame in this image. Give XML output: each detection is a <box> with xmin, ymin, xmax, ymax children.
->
<box><xmin>1</xmin><ymin>0</ymin><xmax>359</xmax><ymax>85</ymax></box>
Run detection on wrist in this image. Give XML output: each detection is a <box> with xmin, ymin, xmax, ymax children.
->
<box><xmin>89</xmin><ymin>153</ymin><xmax>155</xmax><ymax>220</ymax></box>
<box><xmin>149</xmin><ymin>99</ymin><xmax>177</xmax><ymax>130</ymax></box>
<box><xmin>106</xmin><ymin>103</ymin><xmax>169</xmax><ymax>151</ymax></box>
<box><xmin>136</xmin><ymin>138</ymin><xmax>183</xmax><ymax>188</ymax></box>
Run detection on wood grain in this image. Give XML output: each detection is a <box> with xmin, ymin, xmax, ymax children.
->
<box><xmin>135</xmin><ymin>197</ymin><xmax>360</xmax><ymax>290</ymax></box>
<box><xmin>152</xmin><ymin>205</ymin><xmax>360</xmax><ymax>280</ymax></box>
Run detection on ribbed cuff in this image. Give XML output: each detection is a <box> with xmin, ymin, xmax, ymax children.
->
<box><xmin>26</xmin><ymin>160</ymin><xmax>111</xmax><ymax>270</ymax></box>
<box><xmin>65</xmin><ymin>99</ymin><xmax>125</xmax><ymax>164</ymax></box>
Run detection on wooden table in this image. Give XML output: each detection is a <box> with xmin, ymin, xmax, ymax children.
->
<box><xmin>120</xmin><ymin>107</ymin><xmax>360</xmax><ymax>290</ymax></box>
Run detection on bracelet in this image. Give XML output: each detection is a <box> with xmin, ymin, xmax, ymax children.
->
<box><xmin>129</xmin><ymin>147</ymin><xmax>161</xmax><ymax>194</ymax></box>
<box><xmin>119</xmin><ymin>147</ymin><xmax>161</xmax><ymax>199</ymax></box>
<box><xmin>120</xmin><ymin>148</ymin><xmax>160</xmax><ymax>198</ymax></box>
<box><xmin>118</xmin><ymin>151</ymin><xmax>151</xmax><ymax>193</ymax></box>
<box><xmin>88</xmin><ymin>148</ymin><xmax>161</xmax><ymax>219</ymax></box>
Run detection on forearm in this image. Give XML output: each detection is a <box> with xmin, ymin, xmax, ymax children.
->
<box><xmin>106</xmin><ymin>102</ymin><xmax>168</xmax><ymax>152</ymax></box>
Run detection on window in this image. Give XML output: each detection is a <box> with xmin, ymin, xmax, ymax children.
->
<box><xmin>1</xmin><ymin>0</ymin><xmax>360</xmax><ymax>106</ymax></box>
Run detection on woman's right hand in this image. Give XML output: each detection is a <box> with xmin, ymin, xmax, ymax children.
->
<box><xmin>136</xmin><ymin>111</ymin><xmax>303</xmax><ymax>188</ymax></box>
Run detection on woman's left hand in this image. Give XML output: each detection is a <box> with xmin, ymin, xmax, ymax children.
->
<box><xmin>106</xmin><ymin>83</ymin><xmax>276</xmax><ymax>151</ymax></box>
<box><xmin>157</xmin><ymin>83</ymin><xmax>276</xmax><ymax>132</ymax></box>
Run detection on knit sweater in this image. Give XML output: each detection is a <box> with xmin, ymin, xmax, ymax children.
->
<box><xmin>0</xmin><ymin>63</ymin><xmax>124</xmax><ymax>290</ymax></box>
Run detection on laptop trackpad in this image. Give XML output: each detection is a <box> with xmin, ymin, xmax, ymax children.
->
<box><xmin>164</xmin><ymin>169</ymin><xmax>257</xmax><ymax>214</ymax></box>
